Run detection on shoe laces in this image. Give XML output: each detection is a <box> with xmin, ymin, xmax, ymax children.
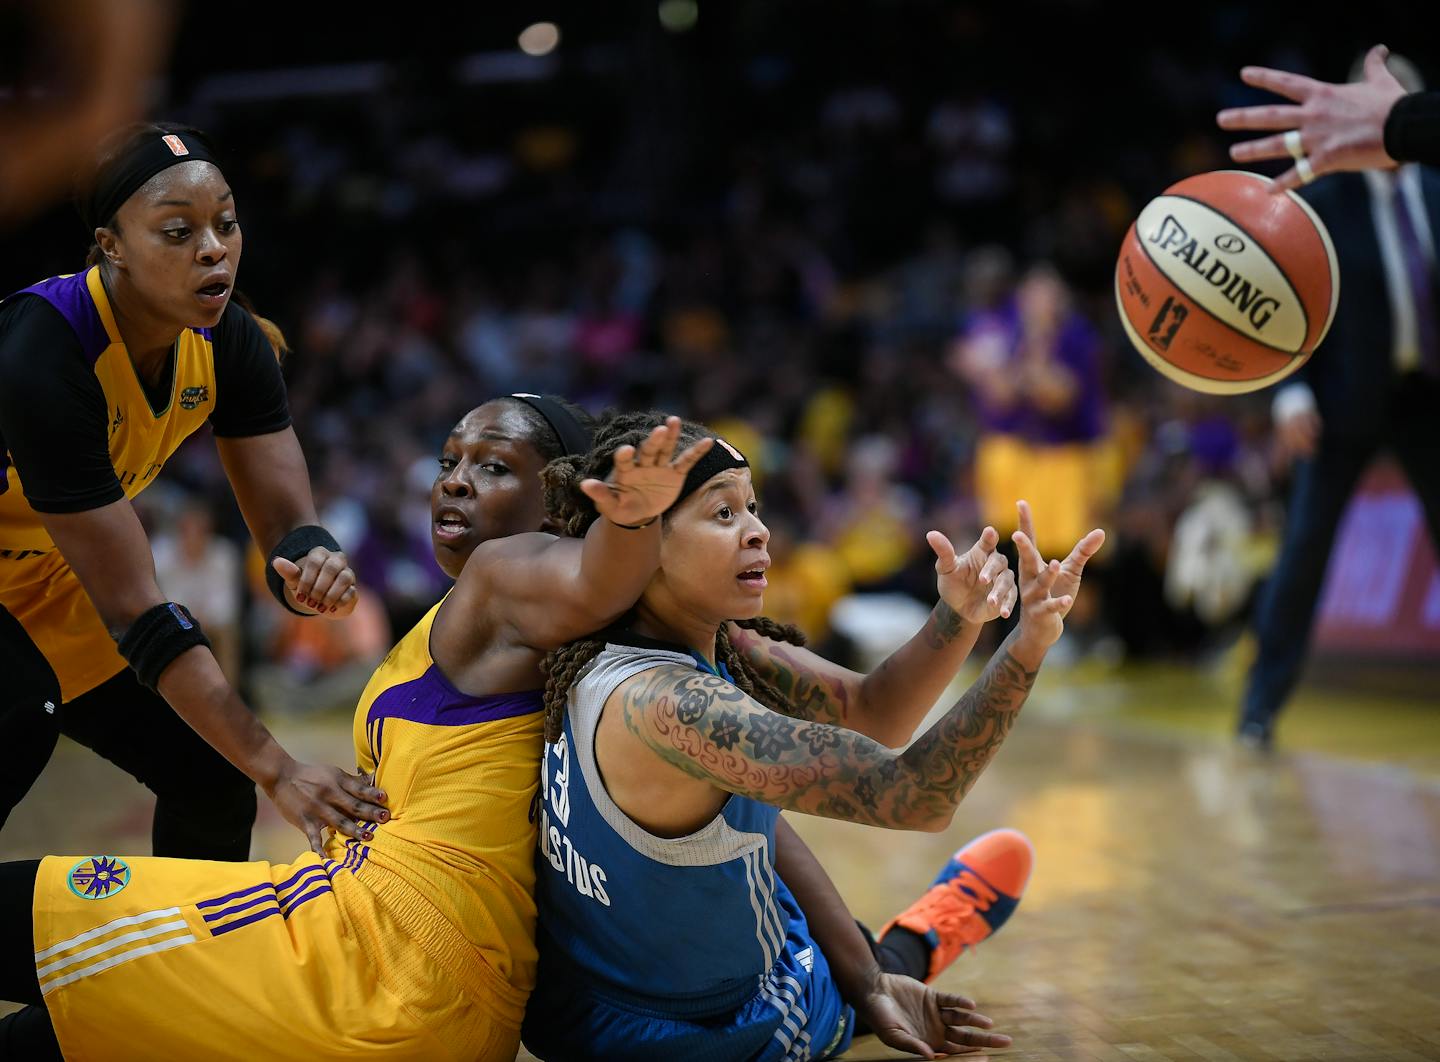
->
<box><xmin>911</xmin><ymin>867</ymin><xmax>999</xmax><ymax>946</ymax></box>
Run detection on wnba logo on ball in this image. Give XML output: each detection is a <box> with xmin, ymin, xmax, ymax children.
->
<box><xmin>1214</xmin><ymin>233</ymin><xmax>1246</xmax><ymax>253</ymax></box>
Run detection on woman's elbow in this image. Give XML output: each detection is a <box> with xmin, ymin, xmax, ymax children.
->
<box><xmin>884</xmin><ymin>802</ymin><xmax>956</xmax><ymax>834</ymax></box>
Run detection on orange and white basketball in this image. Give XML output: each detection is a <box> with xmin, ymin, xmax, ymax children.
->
<box><xmin>1114</xmin><ymin>170</ymin><xmax>1339</xmax><ymax>394</ymax></box>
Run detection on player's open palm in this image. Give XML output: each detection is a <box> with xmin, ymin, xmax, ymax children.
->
<box><xmin>580</xmin><ymin>416</ymin><xmax>715</xmax><ymax>527</ymax></box>
<box><xmin>1013</xmin><ymin>501</ymin><xmax>1104</xmax><ymax>651</ymax></box>
<box><xmin>1017</xmin><ymin>500</ymin><xmax>1105</xmax><ymax>608</ymax></box>
<box><xmin>855</xmin><ymin>971</ymin><xmax>1013</xmax><ymax>1058</ymax></box>
<box><xmin>929</xmin><ymin>526</ymin><xmax>1018</xmax><ymax>625</ymax></box>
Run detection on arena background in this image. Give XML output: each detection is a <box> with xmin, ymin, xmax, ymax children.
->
<box><xmin>3</xmin><ymin>3</ymin><xmax>1439</xmax><ymax>1059</ymax></box>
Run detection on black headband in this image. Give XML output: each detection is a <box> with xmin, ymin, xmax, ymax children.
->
<box><xmin>509</xmin><ymin>393</ymin><xmax>593</xmax><ymax>457</ymax></box>
<box><xmin>82</xmin><ymin>131</ymin><xmax>221</xmax><ymax>232</ymax></box>
<box><xmin>675</xmin><ymin>437</ymin><xmax>750</xmax><ymax>509</ymax></box>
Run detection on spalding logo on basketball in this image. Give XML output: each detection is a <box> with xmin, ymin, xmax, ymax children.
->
<box><xmin>1115</xmin><ymin>170</ymin><xmax>1339</xmax><ymax>394</ymax></box>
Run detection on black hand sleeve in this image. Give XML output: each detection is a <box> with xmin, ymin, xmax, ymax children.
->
<box><xmin>1384</xmin><ymin>91</ymin><xmax>1440</xmax><ymax>168</ymax></box>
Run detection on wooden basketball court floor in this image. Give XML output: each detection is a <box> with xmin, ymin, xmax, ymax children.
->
<box><xmin>4</xmin><ymin>658</ymin><xmax>1437</xmax><ymax>1061</ymax></box>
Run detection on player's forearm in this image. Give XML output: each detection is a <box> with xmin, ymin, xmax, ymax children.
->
<box><xmin>216</xmin><ymin>431</ymin><xmax>321</xmax><ymax>556</ymax></box>
<box><xmin>854</xmin><ymin>600</ymin><xmax>983</xmax><ymax>747</ymax></box>
<box><xmin>572</xmin><ymin>515</ymin><xmax>662</xmax><ymax>622</ymax></box>
<box><xmin>773</xmin><ymin>816</ymin><xmax>880</xmax><ymax>1003</ymax></box>
<box><xmin>155</xmin><ymin>647</ymin><xmax>292</xmax><ymax>791</ymax></box>
<box><xmin>886</xmin><ymin>629</ymin><xmax>1043</xmax><ymax>827</ymax></box>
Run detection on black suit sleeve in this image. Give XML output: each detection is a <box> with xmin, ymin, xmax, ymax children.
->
<box><xmin>0</xmin><ymin>296</ymin><xmax>125</xmax><ymax>513</ymax></box>
<box><xmin>1384</xmin><ymin>92</ymin><xmax>1440</xmax><ymax>167</ymax></box>
<box><xmin>208</xmin><ymin>302</ymin><xmax>293</xmax><ymax>438</ymax></box>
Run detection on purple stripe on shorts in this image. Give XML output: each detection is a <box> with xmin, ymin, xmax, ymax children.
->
<box><xmin>281</xmin><ymin>883</ymin><xmax>333</xmax><ymax>918</ymax></box>
<box><xmin>210</xmin><ymin>905</ymin><xmax>281</xmax><ymax>936</ymax></box>
<box><xmin>276</xmin><ymin>867</ymin><xmax>328</xmax><ymax>902</ymax></box>
<box><xmin>365</xmin><ymin>665</ymin><xmax>541</xmax><ymax>733</ymax></box>
<box><xmin>12</xmin><ymin>273</ymin><xmax>110</xmax><ymax>365</ymax></box>
<box><xmin>201</xmin><ymin>892</ymin><xmax>280</xmax><ymax>924</ymax></box>
<box><xmin>197</xmin><ymin>880</ymin><xmax>272</xmax><ymax>910</ymax></box>
<box><xmin>274</xmin><ymin>863</ymin><xmax>326</xmax><ymax>895</ymax></box>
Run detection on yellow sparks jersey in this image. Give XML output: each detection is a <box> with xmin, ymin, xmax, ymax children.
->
<box><xmin>32</xmin><ymin>598</ymin><xmax>545</xmax><ymax>1060</ymax></box>
<box><xmin>0</xmin><ymin>268</ymin><xmax>288</xmax><ymax>699</ymax></box>
<box><xmin>351</xmin><ymin>596</ymin><xmax>548</xmax><ymax>1005</ymax></box>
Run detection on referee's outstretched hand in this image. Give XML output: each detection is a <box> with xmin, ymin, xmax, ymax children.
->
<box><xmin>1217</xmin><ymin>44</ymin><xmax>1407</xmax><ymax>191</ymax></box>
<box><xmin>267</xmin><ymin>759</ymin><xmax>389</xmax><ymax>856</ymax></box>
<box><xmin>272</xmin><ymin>548</ymin><xmax>359</xmax><ymax>617</ymax></box>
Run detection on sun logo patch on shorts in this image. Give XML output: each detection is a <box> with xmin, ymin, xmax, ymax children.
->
<box><xmin>68</xmin><ymin>856</ymin><xmax>132</xmax><ymax>900</ymax></box>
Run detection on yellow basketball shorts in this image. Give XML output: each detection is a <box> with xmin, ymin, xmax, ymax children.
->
<box><xmin>32</xmin><ymin>845</ymin><xmax>519</xmax><ymax>1061</ymax></box>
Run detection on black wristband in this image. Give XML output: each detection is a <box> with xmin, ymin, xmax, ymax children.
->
<box><xmin>609</xmin><ymin>514</ymin><xmax>658</xmax><ymax>530</ymax></box>
<box><xmin>117</xmin><ymin>602</ymin><xmax>211</xmax><ymax>691</ymax></box>
<box><xmin>266</xmin><ymin>524</ymin><xmax>343</xmax><ymax>616</ymax></box>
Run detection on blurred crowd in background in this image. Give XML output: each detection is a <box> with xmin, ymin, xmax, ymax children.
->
<box><xmin>5</xmin><ymin>1</ymin><xmax>1431</xmax><ymax>713</ymax></box>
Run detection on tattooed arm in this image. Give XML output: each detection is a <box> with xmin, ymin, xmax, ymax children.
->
<box><xmin>727</xmin><ymin>527</ymin><xmax>1019</xmax><ymax>747</ymax></box>
<box><xmin>612</xmin><ymin>526</ymin><xmax>1094</xmax><ymax>831</ymax></box>
<box><xmin>613</xmin><ymin>629</ymin><xmax>1041</xmax><ymax>832</ymax></box>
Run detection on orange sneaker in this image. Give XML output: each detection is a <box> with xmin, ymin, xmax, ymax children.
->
<box><xmin>877</xmin><ymin>828</ymin><xmax>1034</xmax><ymax>983</ymax></box>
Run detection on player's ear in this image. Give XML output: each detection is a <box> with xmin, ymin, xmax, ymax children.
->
<box><xmin>95</xmin><ymin>226</ymin><xmax>123</xmax><ymax>267</ymax></box>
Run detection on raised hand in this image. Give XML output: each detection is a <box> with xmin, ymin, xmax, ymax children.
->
<box><xmin>580</xmin><ymin>416</ymin><xmax>715</xmax><ymax>528</ymax></box>
<box><xmin>271</xmin><ymin>548</ymin><xmax>358</xmax><ymax>617</ymax></box>
<box><xmin>266</xmin><ymin>758</ymin><xmax>389</xmax><ymax>856</ymax></box>
<box><xmin>1017</xmin><ymin>500</ymin><xmax>1105</xmax><ymax>608</ymax></box>
<box><xmin>928</xmin><ymin>526</ymin><xmax>1018</xmax><ymax>625</ymax></box>
<box><xmin>854</xmin><ymin>971</ymin><xmax>1014</xmax><ymax>1058</ymax></box>
<box><xmin>1012</xmin><ymin>501</ymin><xmax>1104</xmax><ymax>656</ymax></box>
<box><xmin>1216</xmin><ymin>44</ymin><xmax>1408</xmax><ymax>192</ymax></box>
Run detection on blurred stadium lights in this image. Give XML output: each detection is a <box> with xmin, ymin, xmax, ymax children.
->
<box><xmin>518</xmin><ymin>21</ymin><xmax>561</xmax><ymax>57</ymax></box>
<box><xmin>657</xmin><ymin>0</ymin><xmax>698</xmax><ymax>32</ymax></box>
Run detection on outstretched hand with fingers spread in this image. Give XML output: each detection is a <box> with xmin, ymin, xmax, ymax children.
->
<box><xmin>1017</xmin><ymin>500</ymin><xmax>1105</xmax><ymax>609</ymax></box>
<box><xmin>580</xmin><ymin>416</ymin><xmax>715</xmax><ymax>528</ymax></box>
<box><xmin>1216</xmin><ymin>44</ymin><xmax>1407</xmax><ymax>191</ymax></box>
<box><xmin>929</xmin><ymin>526</ymin><xmax>1019</xmax><ymax>625</ymax></box>
<box><xmin>854</xmin><ymin>972</ymin><xmax>1014</xmax><ymax>1059</ymax></box>
<box><xmin>1012</xmin><ymin>501</ymin><xmax>1105</xmax><ymax>654</ymax></box>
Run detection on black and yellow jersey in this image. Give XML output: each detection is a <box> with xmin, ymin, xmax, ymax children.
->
<box><xmin>0</xmin><ymin>267</ymin><xmax>290</xmax><ymax>698</ymax></box>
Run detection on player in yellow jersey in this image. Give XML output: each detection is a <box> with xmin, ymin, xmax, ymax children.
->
<box><xmin>0</xmin><ymin>396</ymin><xmax>1017</xmax><ymax>1060</ymax></box>
<box><xmin>0</xmin><ymin>123</ymin><xmax>389</xmax><ymax>862</ymax></box>
<box><xmin>0</xmin><ymin>396</ymin><xmax>716</xmax><ymax>1059</ymax></box>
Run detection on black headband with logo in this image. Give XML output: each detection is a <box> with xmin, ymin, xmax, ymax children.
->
<box><xmin>675</xmin><ymin>437</ymin><xmax>749</xmax><ymax>508</ymax></box>
<box><xmin>508</xmin><ymin>393</ymin><xmax>593</xmax><ymax>457</ymax></box>
<box><xmin>82</xmin><ymin>130</ymin><xmax>222</xmax><ymax>232</ymax></box>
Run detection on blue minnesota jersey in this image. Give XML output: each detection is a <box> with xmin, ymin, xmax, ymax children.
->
<box><xmin>524</xmin><ymin>638</ymin><xmax>853</xmax><ymax>1062</ymax></box>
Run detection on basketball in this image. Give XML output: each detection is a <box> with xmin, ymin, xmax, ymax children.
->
<box><xmin>1115</xmin><ymin>170</ymin><xmax>1340</xmax><ymax>394</ymax></box>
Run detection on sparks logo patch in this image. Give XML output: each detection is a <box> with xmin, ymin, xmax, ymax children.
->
<box><xmin>179</xmin><ymin>385</ymin><xmax>209</xmax><ymax>410</ymax></box>
<box><xmin>161</xmin><ymin>134</ymin><xmax>190</xmax><ymax>157</ymax></box>
<box><xmin>68</xmin><ymin>856</ymin><xmax>132</xmax><ymax>900</ymax></box>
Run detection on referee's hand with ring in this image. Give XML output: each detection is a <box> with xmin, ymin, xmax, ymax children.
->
<box><xmin>1217</xmin><ymin>44</ymin><xmax>1410</xmax><ymax>191</ymax></box>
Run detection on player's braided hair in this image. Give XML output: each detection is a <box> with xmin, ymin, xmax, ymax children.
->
<box><xmin>539</xmin><ymin>410</ymin><xmax>806</xmax><ymax>742</ymax></box>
